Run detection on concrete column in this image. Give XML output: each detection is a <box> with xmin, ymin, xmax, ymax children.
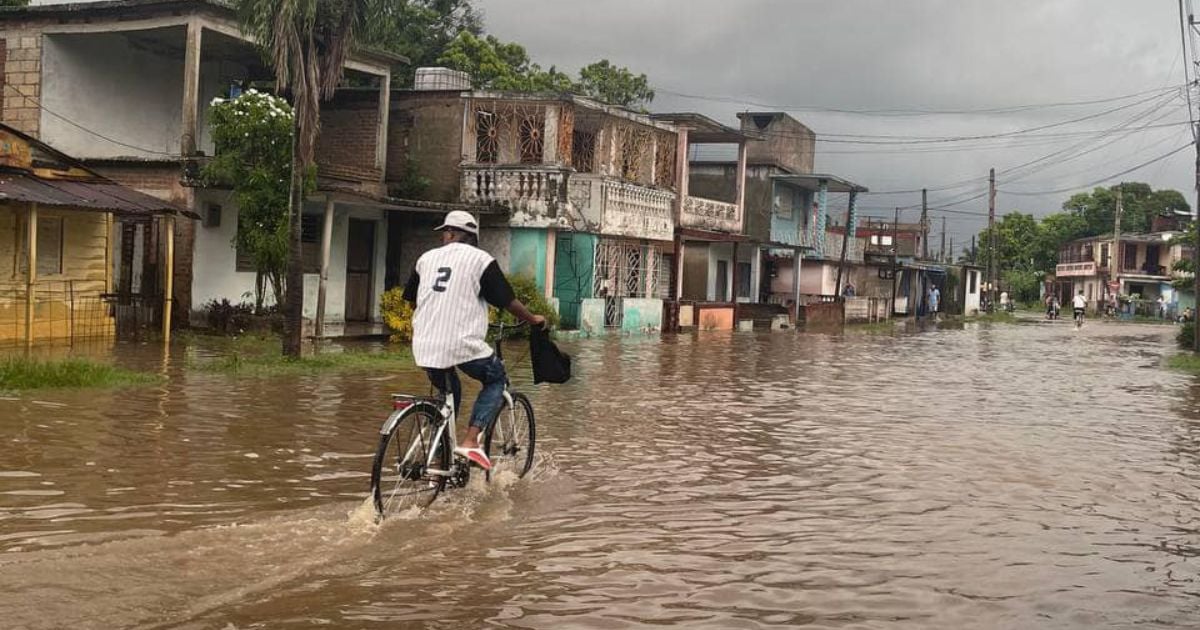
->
<box><xmin>793</xmin><ymin>249</ymin><xmax>803</xmax><ymax>320</ymax></box>
<box><xmin>543</xmin><ymin>104</ymin><xmax>559</xmax><ymax>164</ymax></box>
<box><xmin>180</xmin><ymin>19</ymin><xmax>202</xmax><ymax>157</ymax></box>
<box><xmin>731</xmin><ymin>241</ymin><xmax>740</xmax><ymax>303</ymax></box>
<box><xmin>674</xmin><ymin>237</ymin><xmax>685</xmax><ymax>301</ymax></box>
<box><xmin>816</xmin><ymin>179</ymin><xmax>829</xmax><ymax>254</ymax></box>
<box><xmin>461</xmin><ymin>99</ymin><xmax>477</xmax><ymax>163</ymax></box>
<box><xmin>847</xmin><ymin>191</ymin><xmax>859</xmax><ymax>253</ymax></box>
<box><xmin>750</xmin><ymin>246</ymin><xmax>762</xmax><ymax>304</ymax></box>
<box><xmin>734</xmin><ymin>141</ymin><xmax>748</xmax><ymax>232</ymax></box>
<box><xmin>675</xmin><ymin>129</ymin><xmax>689</xmax><ymax>202</ymax></box>
<box><xmin>24</xmin><ymin>202</ymin><xmax>37</xmax><ymax>348</ymax></box>
<box><xmin>376</xmin><ymin>73</ymin><xmax>391</xmax><ymax>172</ymax></box>
<box><xmin>545</xmin><ymin>228</ymin><xmax>557</xmax><ymax>300</ymax></box>
<box><xmin>162</xmin><ymin>214</ymin><xmax>175</xmax><ymax>343</ymax></box>
<box><xmin>315</xmin><ymin>196</ymin><xmax>335</xmax><ymax>338</ymax></box>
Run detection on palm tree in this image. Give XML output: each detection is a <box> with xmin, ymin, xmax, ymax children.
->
<box><xmin>237</xmin><ymin>0</ymin><xmax>373</xmax><ymax>357</ymax></box>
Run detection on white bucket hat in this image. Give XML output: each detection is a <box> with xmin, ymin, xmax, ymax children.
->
<box><xmin>435</xmin><ymin>210</ymin><xmax>479</xmax><ymax>236</ymax></box>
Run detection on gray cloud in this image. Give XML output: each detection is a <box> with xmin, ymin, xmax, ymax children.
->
<box><xmin>476</xmin><ymin>0</ymin><xmax>1193</xmax><ymax>247</ymax></box>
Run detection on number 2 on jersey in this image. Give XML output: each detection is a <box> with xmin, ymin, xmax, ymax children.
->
<box><xmin>432</xmin><ymin>267</ymin><xmax>452</xmax><ymax>292</ymax></box>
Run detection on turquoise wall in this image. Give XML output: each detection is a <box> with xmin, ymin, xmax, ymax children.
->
<box><xmin>509</xmin><ymin>228</ymin><xmax>547</xmax><ymax>290</ymax></box>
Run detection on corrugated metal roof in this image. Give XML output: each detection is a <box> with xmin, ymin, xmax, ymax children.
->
<box><xmin>0</xmin><ymin>170</ymin><xmax>188</xmax><ymax>217</ymax></box>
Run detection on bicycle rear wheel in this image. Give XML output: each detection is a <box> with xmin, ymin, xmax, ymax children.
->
<box><xmin>371</xmin><ymin>407</ymin><xmax>450</xmax><ymax>517</ymax></box>
<box><xmin>484</xmin><ymin>392</ymin><xmax>536</xmax><ymax>481</ymax></box>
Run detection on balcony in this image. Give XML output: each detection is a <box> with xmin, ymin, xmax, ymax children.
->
<box><xmin>570</xmin><ymin>175</ymin><xmax>675</xmax><ymax>241</ymax></box>
<box><xmin>1055</xmin><ymin>261</ymin><xmax>1096</xmax><ymax>277</ymax></box>
<box><xmin>681</xmin><ymin>195</ymin><xmax>740</xmax><ymax>233</ymax></box>
<box><xmin>460</xmin><ymin>165</ymin><xmax>570</xmax><ymax>216</ymax></box>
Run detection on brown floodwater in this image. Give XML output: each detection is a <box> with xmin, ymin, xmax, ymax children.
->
<box><xmin>2</xmin><ymin>320</ymin><xmax>1200</xmax><ymax>629</ymax></box>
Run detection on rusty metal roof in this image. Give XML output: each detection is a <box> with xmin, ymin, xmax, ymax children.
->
<box><xmin>0</xmin><ymin>169</ymin><xmax>190</xmax><ymax>217</ymax></box>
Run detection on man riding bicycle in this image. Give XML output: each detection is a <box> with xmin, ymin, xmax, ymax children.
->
<box><xmin>1072</xmin><ymin>290</ymin><xmax>1087</xmax><ymax>324</ymax></box>
<box><xmin>403</xmin><ymin>211</ymin><xmax>545</xmax><ymax>471</ymax></box>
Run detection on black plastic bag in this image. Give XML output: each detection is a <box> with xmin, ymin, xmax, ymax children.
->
<box><xmin>529</xmin><ymin>325</ymin><xmax>571</xmax><ymax>384</ymax></box>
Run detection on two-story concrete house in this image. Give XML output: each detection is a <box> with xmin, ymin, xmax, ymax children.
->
<box><xmin>0</xmin><ymin>0</ymin><xmax>406</xmax><ymax>337</ymax></box>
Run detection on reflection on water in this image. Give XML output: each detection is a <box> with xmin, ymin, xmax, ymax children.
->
<box><xmin>2</xmin><ymin>322</ymin><xmax>1200</xmax><ymax>628</ymax></box>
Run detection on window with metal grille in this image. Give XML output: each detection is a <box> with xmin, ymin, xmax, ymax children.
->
<box><xmin>593</xmin><ymin>240</ymin><xmax>664</xmax><ymax>301</ymax></box>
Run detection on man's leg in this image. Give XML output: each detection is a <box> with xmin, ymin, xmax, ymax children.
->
<box><xmin>425</xmin><ymin>368</ymin><xmax>463</xmax><ymax>418</ymax></box>
<box><xmin>456</xmin><ymin>354</ymin><xmax>507</xmax><ymax>450</ymax></box>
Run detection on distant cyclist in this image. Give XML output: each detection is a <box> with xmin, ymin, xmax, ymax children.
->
<box><xmin>403</xmin><ymin>211</ymin><xmax>545</xmax><ymax>471</ymax></box>
<box><xmin>1072</xmin><ymin>290</ymin><xmax>1087</xmax><ymax>327</ymax></box>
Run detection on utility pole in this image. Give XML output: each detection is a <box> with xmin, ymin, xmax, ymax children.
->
<box><xmin>1112</xmin><ymin>183</ymin><xmax>1123</xmax><ymax>310</ymax></box>
<box><xmin>890</xmin><ymin>207</ymin><xmax>900</xmax><ymax>317</ymax></box>
<box><xmin>949</xmin><ymin>237</ymin><xmax>954</xmax><ymax>263</ymax></box>
<box><xmin>971</xmin><ymin>235</ymin><xmax>976</xmax><ymax>263</ymax></box>
<box><xmin>921</xmin><ymin>188</ymin><xmax>929</xmax><ymax>260</ymax></box>
<box><xmin>988</xmin><ymin>167</ymin><xmax>997</xmax><ymax>311</ymax></box>
<box><xmin>1180</xmin><ymin>0</ymin><xmax>1200</xmax><ymax>350</ymax></box>
<box><xmin>940</xmin><ymin>217</ymin><xmax>947</xmax><ymax>262</ymax></box>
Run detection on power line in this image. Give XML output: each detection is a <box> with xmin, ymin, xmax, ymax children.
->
<box><xmin>4</xmin><ymin>84</ymin><xmax>178</xmax><ymax>158</ymax></box>
<box><xmin>999</xmin><ymin>141</ymin><xmax>1193</xmax><ymax>196</ymax></box>
<box><xmin>656</xmin><ymin>83</ymin><xmax>1185</xmax><ymax>117</ymax></box>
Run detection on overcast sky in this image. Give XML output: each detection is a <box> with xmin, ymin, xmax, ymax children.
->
<box><xmin>476</xmin><ymin>0</ymin><xmax>1195</xmax><ymax>251</ymax></box>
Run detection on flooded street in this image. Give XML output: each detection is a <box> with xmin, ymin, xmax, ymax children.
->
<box><xmin>3</xmin><ymin>320</ymin><xmax>1200</xmax><ymax>628</ymax></box>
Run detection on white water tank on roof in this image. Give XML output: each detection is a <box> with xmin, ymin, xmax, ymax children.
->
<box><xmin>414</xmin><ymin>67</ymin><xmax>471</xmax><ymax>91</ymax></box>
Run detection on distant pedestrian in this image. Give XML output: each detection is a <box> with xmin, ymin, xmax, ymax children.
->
<box><xmin>930</xmin><ymin>285</ymin><xmax>941</xmax><ymax>318</ymax></box>
<box><xmin>842</xmin><ymin>281</ymin><xmax>856</xmax><ymax>298</ymax></box>
<box><xmin>1158</xmin><ymin>296</ymin><xmax>1167</xmax><ymax>320</ymax></box>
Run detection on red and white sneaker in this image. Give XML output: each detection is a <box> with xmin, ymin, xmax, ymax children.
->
<box><xmin>454</xmin><ymin>446</ymin><xmax>492</xmax><ymax>470</ymax></box>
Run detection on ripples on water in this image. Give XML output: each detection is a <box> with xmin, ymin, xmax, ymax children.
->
<box><xmin>2</xmin><ymin>322</ymin><xmax>1200</xmax><ymax>628</ymax></box>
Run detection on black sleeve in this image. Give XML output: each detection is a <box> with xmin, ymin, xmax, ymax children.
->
<box><xmin>402</xmin><ymin>270</ymin><xmax>420</xmax><ymax>304</ymax></box>
<box><xmin>479</xmin><ymin>261</ymin><xmax>516</xmax><ymax>309</ymax></box>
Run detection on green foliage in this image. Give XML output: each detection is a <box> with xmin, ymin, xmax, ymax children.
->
<box><xmin>1000</xmin><ymin>268</ymin><xmax>1041</xmax><ymax>303</ymax></box>
<box><xmin>974</xmin><ymin>182</ymin><xmax>1190</xmax><ymax>298</ymax></box>
<box><xmin>0</xmin><ymin>0</ymin><xmax>30</xmax><ymax>6</ymax></box>
<box><xmin>380</xmin><ymin>286</ymin><xmax>416</xmax><ymax>343</ymax></box>
<box><xmin>489</xmin><ymin>273</ymin><xmax>560</xmax><ymax>333</ymax></box>
<box><xmin>202</xmin><ymin>90</ymin><xmax>309</xmax><ymax>310</ymax></box>
<box><xmin>0</xmin><ymin>358</ymin><xmax>158</xmax><ymax>391</ymax></box>
<box><xmin>382</xmin><ymin>273</ymin><xmax>559</xmax><ymax>345</ymax></box>
<box><xmin>437</xmin><ymin>32</ymin><xmax>653</xmax><ymax>108</ymax></box>
<box><xmin>360</xmin><ymin>0</ymin><xmax>483</xmax><ymax>85</ymax></box>
<box><xmin>575</xmin><ymin>60</ymin><xmax>655</xmax><ymax>109</ymax></box>
<box><xmin>1180</xmin><ymin>322</ymin><xmax>1196</xmax><ymax>350</ymax></box>
<box><xmin>1062</xmin><ymin>183</ymin><xmax>1190</xmax><ymax>237</ymax></box>
<box><xmin>193</xmin><ymin>347</ymin><xmax>412</xmax><ymax>377</ymax></box>
<box><xmin>389</xmin><ymin>157</ymin><xmax>432</xmax><ymax>199</ymax></box>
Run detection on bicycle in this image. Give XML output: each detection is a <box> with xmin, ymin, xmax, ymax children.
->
<box><xmin>370</xmin><ymin>321</ymin><xmax>537</xmax><ymax>518</ymax></box>
<box><xmin>1074</xmin><ymin>308</ymin><xmax>1085</xmax><ymax>329</ymax></box>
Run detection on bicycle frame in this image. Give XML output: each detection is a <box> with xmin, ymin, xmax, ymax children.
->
<box><xmin>377</xmin><ymin>320</ymin><xmax>523</xmax><ymax>483</ymax></box>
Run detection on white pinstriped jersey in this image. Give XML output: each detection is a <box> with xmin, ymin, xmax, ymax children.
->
<box><xmin>411</xmin><ymin>243</ymin><xmax>496</xmax><ymax>369</ymax></box>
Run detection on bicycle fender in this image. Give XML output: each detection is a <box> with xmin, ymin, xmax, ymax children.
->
<box><xmin>379</xmin><ymin>402</ymin><xmax>442</xmax><ymax>435</ymax></box>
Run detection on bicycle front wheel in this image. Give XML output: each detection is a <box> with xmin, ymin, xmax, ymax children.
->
<box><xmin>371</xmin><ymin>407</ymin><xmax>450</xmax><ymax>517</ymax></box>
<box><xmin>484</xmin><ymin>392</ymin><xmax>536</xmax><ymax>481</ymax></box>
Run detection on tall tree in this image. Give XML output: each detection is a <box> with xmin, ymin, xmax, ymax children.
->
<box><xmin>1062</xmin><ymin>182</ymin><xmax>1190</xmax><ymax>237</ymax></box>
<box><xmin>237</xmin><ymin>0</ymin><xmax>374</xmax><ymax>357</ymax></box>
<box><xmin>576</xmin><ymin>60</ymin><xmax>654</xmax><ymax>110</ymax></box>
<box><xmin>437</xmin><ymin>32</ymin><xmax>652</xmax><ymax>107</ymax></box>
<box><xmin>361</xmin><ymin>0</ymin><xmax>482</xmax><ymax>85</ymax></box>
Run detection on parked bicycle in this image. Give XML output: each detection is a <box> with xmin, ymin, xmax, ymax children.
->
<box><xmin>370</xmin><ymin>321</ymin><xmax>536</xmax><ymax>517</ymax></box>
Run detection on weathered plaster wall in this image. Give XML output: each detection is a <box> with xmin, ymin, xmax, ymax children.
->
<box><xmin>388</xmin><ymin>93</ymin><xmax>465</xmax><ymax>202</ymax></box>
<box><xmin>191</xmin><ymin>191</ymin><xmax>387</xmax><ymax>326</ymax></box>
<box><xmin>39</xmin><ymin>30</ymin><xmax>238</xmax><ymax>159</ymax></box>
<box><xmin>509</xmin><ymin>228</ymin><xmax>547</xmax><ymax>289</ymax></box>
<box><xmin>738</xmin><ymin>112</ymin><xmax>815</xmax><ymax>174</ymax></box>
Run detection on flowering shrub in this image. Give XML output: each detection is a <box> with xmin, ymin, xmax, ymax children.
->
<box><xmin>202</xmin><ymin>90</ymin><xmax>308</xmax><ymax>311</ymax></box>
